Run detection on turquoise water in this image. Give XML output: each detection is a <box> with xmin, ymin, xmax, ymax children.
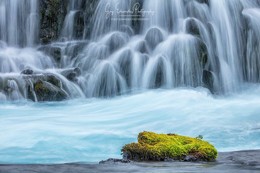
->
<box><xmin>0</xmin><ymin>87</ymin><xmax>260</xmax><ymax>164</ymax></box>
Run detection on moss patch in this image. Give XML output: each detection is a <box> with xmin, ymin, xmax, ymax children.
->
<box><xmin>122</xmin><ymin>131</ymin><xmax>217</xmax><ymax>162</ymax></box>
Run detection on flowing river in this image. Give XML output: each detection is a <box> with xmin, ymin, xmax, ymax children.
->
<box><xmin>0</xmin><ymin>0</ymin><xmax>260</xmax><ymax>164</ymax></box>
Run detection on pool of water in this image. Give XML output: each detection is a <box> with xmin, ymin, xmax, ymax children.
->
<box><xmin>0</xmin><ymin>86</ymin><xmax>260</xmax><ymax>164</ymax></box>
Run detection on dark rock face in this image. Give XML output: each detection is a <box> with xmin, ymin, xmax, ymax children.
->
<box><xmin>39</xmin><ymin>0</ymin><xmax>68</xmax><ymax>44</ymax></box>
<box><xmin>73</xmin><ymin>11</ymin><xmax>85</xmax><ymax>39</ymax></box>
<box><xmin>39</xmin><ymin>0</ymin><xmax>99</xmax><ymax>43</ymax></box>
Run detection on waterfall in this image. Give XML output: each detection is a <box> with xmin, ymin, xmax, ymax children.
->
<box><xmin>0</xmin><ymin>0</ymin><xmax>39</xmax><ymax>47</ymax></box>
<box><xmin>0</xmin><ymin>0</ymin><xmax>260</xmax><ymax>101</ymax></box>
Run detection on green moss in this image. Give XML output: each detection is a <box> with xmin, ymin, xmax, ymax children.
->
<box><xmin>122</xmin><ymin>131</ymin><xmax>217</xmax><ymax>162</ymax></box>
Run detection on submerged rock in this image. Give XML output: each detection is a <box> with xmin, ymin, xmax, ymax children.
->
<box><xmin>99</xmin><ymin>158</ymin><xmax>131</xmax><ymax>164</ymax></box>
<box><xmin>122</xmin><ymin>131</ymin><xmax>218</xmax><ymax>162</ymax></box>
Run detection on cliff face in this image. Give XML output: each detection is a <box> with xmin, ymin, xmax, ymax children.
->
<box><xmin>39</xmin><ymin>0</ymin><xmax>98</xmax><ymax>44</ymax></box>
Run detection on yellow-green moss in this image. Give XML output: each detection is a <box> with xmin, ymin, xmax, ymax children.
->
<box><xmin>122</xmin><ymin>131</ymin><xmax>217</xmax><ymax>162</ymax></box>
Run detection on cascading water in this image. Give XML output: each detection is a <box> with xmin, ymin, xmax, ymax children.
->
<box><xmin>0</xmin><ymin>0</ymin><xmax>39</xmax><ymax>47</ymax></box>
<box><xmin>0</xmin><ymin>0</ymin><xmax>260</xmax><ymax>100</ymax></box>
<box><xmin>0</xmin><ymin>0</ymin><xmax>260</xmax><ymax>164</ymax></box>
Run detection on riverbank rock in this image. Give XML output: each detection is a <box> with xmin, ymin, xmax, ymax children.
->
<box><xmin>122</xmin><ymin>131</ymin><xmax>217</xmax><ymax>162</ymax></box>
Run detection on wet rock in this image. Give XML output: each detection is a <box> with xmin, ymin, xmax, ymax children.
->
<box><xmin>46</xmin><ymin>75</ymin><xmax>63</xmax><ymax>88</ymax></box>
<box><xmin>24</xmin><ymin>74</ymin><xmax>68</xmax><ymax>102</ymax></box>
<box><xmin>39</xmin><ymin>0</ymin><xmax>69</xmax><ymax>44</ymax></box>
<box><xmin>106</xmin><ymin>32</ymin><xmax>128</xmax><ymax>53</ymax></box>
<box><xmin>74</xmin><ymin>11</ymin><xmax>85</xmax><ymax>39</ymax></box>
<box><xmin>154</xmin><ymin>57</ymin><xmax>166</xmax><ymax>88</ymax></box>
<box><xmin>61</xmin><ymin>68</ymin><xmax>81</xmax><ymax>82</ymax></box>
<box><xmin>99</xmin><ymin>158</ymin><xmax>131</xmax><ymax>164</ymax></box>
<box><xmin>117</xmin><ymin>49</ymin><xmax>133</xmax><ymax>86</ymax></box>
<box><xmin>135</xmin><ymin>40</ymin><xmax>149</xmax><ymax>54</ymax></box>
<box><xmin>21</xmin><ymin>69</ymin><xmax>34</xmax><ymax>75</ymax></box>
<box><xmin>185</xmin><ymin>18</ymin><xmax>200</xmax><ymax>37</ymax></box>
<box><xmin>38</xmin><ymin>45</ymin><xmax>62</xmax><ymax>63</ymax></box>
<box><xmin>203</xmin><ymin>70</ymin><xmax>214</xmax><ymax>92</ymax></box>
<box><xmin>39</xmin><ymin>0</ymin><xmax>98</xmax><ymax>42</ymax></box>
<box><xmin>145</xmin><ymin>27</ymin><xmax>164</xmax><ymax>50</ymax></box>
<box><xmin>0</xmin><ymin>77</ymin><xmax>3</xmax><ymax>90</ymax></box>
<box><xmin>32</xmin><ymin>79</ymin><xmax>67</xmax><ymax>102</ymax></box>
<box><xmin>196</xmin><ymin>0</ymin><xmax>209</xmax><ymax>5</ymax></box>
<box><xmin>184</xmin><ymin>155</ymin><xmax>199</xmax><ymax>162</ymax></box>
<box><xmin>198</xmin><ymin>40</ymin><xmax>208</xmax><ymax>68</ymax></box>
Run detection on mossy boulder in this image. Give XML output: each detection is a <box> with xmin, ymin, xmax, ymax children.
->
<box><xmin>33</xmin><ymin>79</ymin><xmax>67</xmax><ymax>102</ymax></box>
<box><xmin>26</xmin><ymin>74</ymin><xmax>68</xmax><ymax>102</ymax></box>
<box><xmin>122</xmin><ymin>131</ymin><xmax>217</xmax><ymax>162</ymax></box>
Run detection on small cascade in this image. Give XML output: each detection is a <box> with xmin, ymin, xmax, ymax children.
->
<box><xmin>142</xmin><ymin>0</ymin><xmax>185</xmax><ymax>32</ymax></box>
<box><xmin>243</xmin><ymin>8</ymin><xmax>260</xmax><ymax>82</ymax></box>
<box><xmin>91</xmin><ymin>0</ymin><xmax>132</xmax><ymax>40</ymax></box>
<box><xmin>61</xmin><ymin>0</ymin><xmax>83</xmax><ymax>41</ymax></box>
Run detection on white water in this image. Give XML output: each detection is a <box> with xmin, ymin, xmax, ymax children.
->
<box><xmin>0</xmin><ymin>86</ymin><xmax>260</xmax><ymax>163</ymax></box>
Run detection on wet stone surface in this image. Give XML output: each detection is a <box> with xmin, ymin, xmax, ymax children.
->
<box><xmin>0</xmin><ymin>150</ymin><xmax>259</xmax><ymax>173</ymax></box>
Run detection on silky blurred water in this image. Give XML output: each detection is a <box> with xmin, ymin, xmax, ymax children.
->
<box><xmin>0</xmin><ymin>86</ymin><xmax>260</xmax><ymax>164</ymax></box>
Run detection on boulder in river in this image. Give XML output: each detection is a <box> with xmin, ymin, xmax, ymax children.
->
<box><xmin>122</xmin><ymin>131</ymin><xmax>218</xmax><ymax>162</ymax></box>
